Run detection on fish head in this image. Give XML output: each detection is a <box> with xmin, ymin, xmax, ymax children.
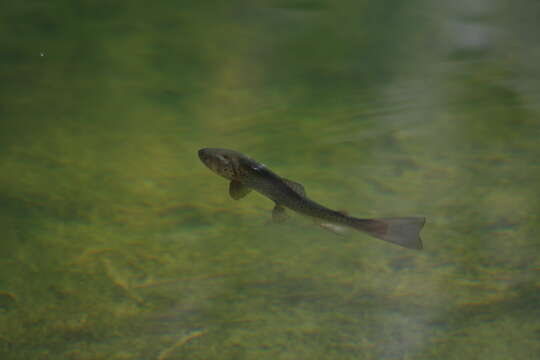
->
<box><xmin>198</xmin><ymin>148</ymin><xmax>247</xmax><ymax>181</ymax></box>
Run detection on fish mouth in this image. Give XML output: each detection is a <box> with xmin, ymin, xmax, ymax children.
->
<box><xmin>198</xmin><ymin>148</ymin><xmax>214</xmax><ymax>167</ymax></box>
<box><xmin>198</xmin><ymin>148</ymin><xmax>209</xmax><ymax>161</ymax></box>
<box><xmin>198</xmin><ymin>148</ymin><xmax>223</xmax><ymax>173</ymax></box>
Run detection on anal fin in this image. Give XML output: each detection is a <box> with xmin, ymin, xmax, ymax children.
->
<box><xmin>319</xmin><ymin>223</ymin><xmax>349</xmax><ymax>236</ymax></box>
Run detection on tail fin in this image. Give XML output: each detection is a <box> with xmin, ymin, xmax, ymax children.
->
<box><xmin>351</xmin><ymin>217</ymin><xmax>425</xmax><ymax>250</ymax></box>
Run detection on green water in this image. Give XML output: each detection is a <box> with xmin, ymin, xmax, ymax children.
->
<box><xmin>1</xmin><ymin>1</ymin><xmax>540</xmax><ymax>359</ymax></box>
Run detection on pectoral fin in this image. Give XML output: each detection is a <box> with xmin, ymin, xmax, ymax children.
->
<box><xmin>282</xmin><ymin>178</ymin><xmax>306</xmax><ymax>197</ymax></box>
<box><xmin>229</xmin><ymin>180</ymin><xmax>251</xmax><ymax>200</ymax></box>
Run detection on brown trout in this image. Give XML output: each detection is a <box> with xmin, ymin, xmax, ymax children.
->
<box><xmin>198</xmin><ymin>148</ymin><xmax>425</xmax><ymax>250</ymax></box>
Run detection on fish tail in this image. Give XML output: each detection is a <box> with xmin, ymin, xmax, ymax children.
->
<box><xmin>350</xmin><ymin>217</ymin><xmax>425</xmax><ymax>250</ymax></box>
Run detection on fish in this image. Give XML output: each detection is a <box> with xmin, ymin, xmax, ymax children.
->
<box><xmin>198</xmin><ymin>148</ymin><xmax>425</xmax><ymax>250</ymax></box>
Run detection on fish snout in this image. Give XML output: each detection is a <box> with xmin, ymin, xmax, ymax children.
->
<box><xmin>198</xmin><ymin>148</ymin><xmax>207</xmax><ymax>160</ymax></box>
<box><xmin>198</xmin><ymin>148</ymin><xmax>212</xmax><ymax>165</ymax></box>
<box><xmin>198</xmin><ymin>148</ymin><xmax>222</xmax><ymax>173</ymax></box>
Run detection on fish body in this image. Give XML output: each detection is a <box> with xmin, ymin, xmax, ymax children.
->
<box><xmin>198</xmin><ymin>148</ymin><xmax>425</xmax><ymax>250</ymax></box>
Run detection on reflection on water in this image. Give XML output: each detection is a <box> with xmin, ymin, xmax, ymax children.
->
<box><xmin>1</xmin><ymin>1</ymin><xmax>539</xmax><ymax>359</ymax></box>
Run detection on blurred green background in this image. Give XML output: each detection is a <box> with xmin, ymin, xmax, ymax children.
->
<box><xmin>1</xmin><ymin>1</ymin><xmax>540</xmax><ymax>359</ymax></box>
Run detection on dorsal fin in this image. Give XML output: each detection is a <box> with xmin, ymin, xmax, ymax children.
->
<box><xmin>229</xmin><ymin>180</ymin><xmax>251</xmax><ymax>200</ymax></box>
<box><xmin>282</xmin><ymin>178</ymin><xmax>306</xmax><ymax>197</ymax></box>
